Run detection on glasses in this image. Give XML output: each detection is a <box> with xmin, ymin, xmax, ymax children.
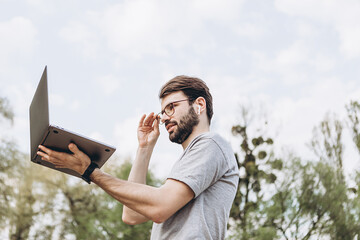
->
<box><xmin>157</xmin><ymin>99</ymin><xmax>188</xmax><ymax>124</ymax></box>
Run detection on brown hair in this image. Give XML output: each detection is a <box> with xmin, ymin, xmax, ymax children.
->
<box><xmin>159</xmin><ymin>75</ymin><xmax>213</xmax><ymax>124</ymax></box>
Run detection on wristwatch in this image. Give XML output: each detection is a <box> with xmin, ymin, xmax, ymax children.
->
<box><xmin>81</xmin><ymin>162</ymin><xmax>99</xmax><ymax>184</ymax></box>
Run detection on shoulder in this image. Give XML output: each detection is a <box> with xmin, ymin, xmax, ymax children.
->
<box><xmin>189</xmin><ymin>132</ymin><xmax>231</xmax><ymax>150</ymax></box>
<box><xmin>186</xmin><ymin>132</ymin><xmax>234</xmax><ymax>160</ymax></box>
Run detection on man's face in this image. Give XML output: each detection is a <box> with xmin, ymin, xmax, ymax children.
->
<box><xmin>160</xmin><ymin>91</ymin><xmax>199</xmax><ymax>144</ymax></box>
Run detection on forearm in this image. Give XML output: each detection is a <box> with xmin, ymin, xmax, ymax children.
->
<box><xmin>90</xmin><ymin>168</ymin><xmax>164</xmax><ymax>223</ymax></box>
<box><xmin>128</xmin><ymin>146</ymin><xmax>154</xmax><ymax>183</ymax></box>
<box><xmin>122</xmin><ymin>146</ymin><xmax>155</xmax><ymax>224</ymax></box>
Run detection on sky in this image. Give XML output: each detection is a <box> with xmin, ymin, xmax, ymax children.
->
<box><xmin>1</xmin><ymin>0</ymin><xmax>360</xmax><ymax>180</ymax></box>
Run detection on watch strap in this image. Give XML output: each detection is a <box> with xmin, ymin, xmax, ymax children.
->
<box><xmin>81</xmin><ymin>162</ymin><xmax>99</xmax><ymax>184</ymax></box>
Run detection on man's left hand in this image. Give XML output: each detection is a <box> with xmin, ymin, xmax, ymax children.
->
<box><xmin>37</xmin><ymin>143</ymin><xmax>91</xmax><ymax>175</ymax></box>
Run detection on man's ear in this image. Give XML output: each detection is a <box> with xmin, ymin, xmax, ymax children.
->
<box><xmin>194</xmin><ymin>97</ymin><xmax>206</xmax><ymax>114</ymax></box>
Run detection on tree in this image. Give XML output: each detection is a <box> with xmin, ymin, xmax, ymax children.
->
<box><xmin>37</xmin><ymin>158</ymin><xmax>160</xmax><ymax>240</ymax></box>
<box><xmin>0</xmin><ymin>97</ymin><xmax>59</xmax><ymax>239</ymax></box>
<box><xmin>263</xmin><ymin>156</ymin><xmax>358</xmax><ymax>240</ymax></box>
<box><xmin>264</xmin><ymin>112</ymin><xmax>360</xmax><ymax>240</ymax></box>
<box><xmin>308</xmin><ymin>113</ymin><xmax>358</xmax><ymax>239</ymax></box>
<box><xmin>229</xmin><ymin>107</ymin><xmax>281</xmax><ymax>240</ymax></box>
<box><xmin>8</xmin><ymin>162</ymin><xmax>54</xmax><ymax>240</ymax></box>
<box><xmin>1</xmin><ymin>96</ymin><xmax>160</xmax><ymax>239</ymax></box>
<box><xmin>0</xmin><ymin>97</ymin><xmax>21</xmax><ymax>232</ymax></box>
<box><xmin>310</xmin><ymin>113</ymin><xmax>344</xmax><ymax>181</ymax></box>
<box><xmin>228</xmin><ymin>105</ymin><xmax>360</xmax><ymax>240</ymax></box>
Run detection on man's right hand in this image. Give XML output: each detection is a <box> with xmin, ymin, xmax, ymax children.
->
<box><xmin>137</xmin><ymin>112</ymin><xmax>160</xmax><ymax>148</ymax></box>
<box><xmin>122</xmin><ymin>112</ymin><xmax>160</xmax><ymax>224</ymax></box>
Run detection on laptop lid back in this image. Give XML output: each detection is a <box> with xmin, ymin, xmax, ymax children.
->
<box><xmin>29</xmin><ymin>66</ymin><xmax>49</xmax><ymax>160</ymax></box>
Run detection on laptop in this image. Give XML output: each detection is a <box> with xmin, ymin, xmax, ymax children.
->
<box><xmin>29</xmin><ymin>66</ymin><xmax>116</xmax><ymax>179</ymax></box>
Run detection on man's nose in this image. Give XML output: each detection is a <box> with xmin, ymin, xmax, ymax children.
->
<box><xmin>161</xmin><ymin>113</ymin><xmax>170</xmax><ymax>123</ymax></box>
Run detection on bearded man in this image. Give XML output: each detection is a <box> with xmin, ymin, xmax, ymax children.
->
<box><xmin>38</xmin><ymin>76</ymin><xmax>239</xmax><ymax>240</ymax></box>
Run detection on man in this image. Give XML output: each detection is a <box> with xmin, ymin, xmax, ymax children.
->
<box><xmin>37</xmin><ymin>76</ymin><xmax>239</xmax><ymax>239</ymax></box>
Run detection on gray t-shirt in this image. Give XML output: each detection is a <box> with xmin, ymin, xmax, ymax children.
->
<box><xmin>151</xmin><ymin>132</ymin><xmax>239</xmax><ymax>240</ymax></box>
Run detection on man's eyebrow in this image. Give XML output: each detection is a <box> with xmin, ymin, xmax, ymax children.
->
<box><xmin>160</xmin><ymin>102</ymin><xmax>170</xmax><ymax>112</ymax></box>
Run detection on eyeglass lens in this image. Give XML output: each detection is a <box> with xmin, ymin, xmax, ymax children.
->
<box><xmin>158</xmin><ymin>99</ymin><xmax>188</xmax><ymax>124</ymax></box>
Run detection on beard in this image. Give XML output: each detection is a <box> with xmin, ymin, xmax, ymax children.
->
<box><xmin>166</xmin><ymin>106</ymin><xmax>200</xmax><ymax>144</ymax></box>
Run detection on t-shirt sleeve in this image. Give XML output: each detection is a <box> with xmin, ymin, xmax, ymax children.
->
<box><xmin>167</xmin><ymin>137</ymin><xmax>228</xmax><ymax>198</ymax></box>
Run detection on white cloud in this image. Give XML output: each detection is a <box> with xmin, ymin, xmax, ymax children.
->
<box><xmin>26</xmin><ymin>0</ymin><xmax>46</xmax><ymax>5</ymax></box>
<box><xmin>49</xmin><ymin>93</ymin><xmax>65</xmax><ymax>107</ymax></box>
<box><xmin>89</xmin><ymin>131</ymin><xmax>106</xmax><ymax>143</ymax></box>
<box><xmin>190</xmin><ymin>0</ymin><xmax>245</xmax><ymax>22</ymax></box>
<box><xmin>60</xmin><ymin>22</ymin><xmax>92</xmax><ymax>42</ymax></box>
<box><xmin>275</xmin><ymin>0</ymin><xmax>360</xmax><ymax>58</ymax></box>
<box><xmin>207</xmin><ymin>66</ymin><xmax>360</xmax><ymax>176</ymax></box>
<box><xmin>59</xmin><ymin>21</ymin><xmax>99</xmax><ymax>58</ymax></box>
<box><xmin>23</xmin><ymin>0</ymin><xmax>55</xmax><ymax>14</ymax></box>
<box><xmin>69</xmin><ymin>100</ymin><xmax>81</xmax><ymax>111</ymax></box>
<box><xmin>99</xmin><ymin>1</ymin><xmax>188</xmax><ymax>59</ymax></box>
<box><xmin>49</xmin><ymin>94</ymin><xmax>81</xmax><ymax>112</ymax></box>
<box><xmin>270</xmin><ymin>76</ymin><xmax>358</xmax><ymax>159</ymax></box>
<box><xmin>309</xmin><ymin>54</ymin><xmax>336</xmax><ymax>72</ymax></box>
<box><xmin>338</xmin><ymin>24</ymin><xmax>360</xmax><ymax>58</ymax></box>
<box><xmin>95</xmin><ymin>75</ymin><xmax>121</xmax><ymax>95</ymax></box>
<box><xmin>0</xmin><ymin>17</ymin><xmax>37</xmax><ymax>67</ymax></box>
<box><xmin>275</xmin><ymin>41</ymin><xmax>308</xmax><ymax>67</ymax></box>
<box><xmin>296</xmin><ymin>21</ymin><xmax>317</xmax><ymax>37</ymax></box>
<box><xmin>113</xmin><ymin>115</ymin><xmax>139</xmax><ymax>158</ymax></box>
<box><xmin>235</xmin><ymin>23</ymin><xmax>265</xmax><ymax>38</ymax></box>
<box><xmin>252</xmin><ymin>41</ymin><xmax>336</xmax><ymax>85</ymax></box>
<box><xmin>252</xmin><ymin>45</ymin><xmax>309</xmax><ymax>85</ymax></box>
<box><xmin>0</xmin><ymin>82</ymin><xmax>35</xmax><ymax>152</ymax></box>
<box><xmin>57</xmin><ymin>0</ymin><xmax>245</xmax><ymax>60</ymax></box>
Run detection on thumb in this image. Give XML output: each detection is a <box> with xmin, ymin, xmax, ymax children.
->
<box><xmin>68</xmin><ymin>143</ymin><xmax>87</xmax><ymax>158</ymax></box>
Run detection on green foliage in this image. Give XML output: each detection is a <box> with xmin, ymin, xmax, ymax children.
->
<box><xmin>0</xmin><ymin>96</ymin><xmax>159</xmax><ymax>239</ymax></box>
<box><xmin>229</xmin><ymin>111</ymin><xmax>279</xmax><ymax>239</ymax></box>
<box><xmin>9</xmin><ymin>163</ymin><xmax>38</xmax><ymax>240</ymax></box>
<box><xmin>310</xmin><ymin>112</ymin><xmax>344</xmax><ymax>172</ymax></box>
<box><xmin>3</xmin><ymin>95</ymin><xmax>360</xmax><ymax>240</ymax></box>
<box><xmin>41</xmin><ymin>159</ymin><xmax>158</xmax><ymax>240</ymax></box>
<box><xmin>262</xmin><ymin>157</ymin><xmax>360</xmax><ymax>239</ymax></box>
<box><xmin>228</xmin><ymin>102</ymin><xmax>360</xmax><ymax>240</ymax></box>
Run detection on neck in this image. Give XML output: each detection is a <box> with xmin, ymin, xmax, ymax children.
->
<box><xmin>181</xmin><ymin>123</ymin><xmax>210</xmax><ymax>150</ymax></box>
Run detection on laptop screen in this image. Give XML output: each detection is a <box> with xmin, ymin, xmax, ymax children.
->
<box><xmin>29</xmin><ymin>66</ymin><xmax>50</xmax><ymax>160</ymax></box>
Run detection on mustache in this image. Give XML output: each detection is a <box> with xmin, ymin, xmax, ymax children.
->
<box><xmin>165</xmin><ymin>120</ymin><xmax>177</xmax><ymax>127</ymax></box>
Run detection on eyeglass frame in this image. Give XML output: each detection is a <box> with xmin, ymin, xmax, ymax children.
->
<box><xmin>157</xmin><ymin>99</ymin><xmax>189</xmax><ymax>124</ymax></box>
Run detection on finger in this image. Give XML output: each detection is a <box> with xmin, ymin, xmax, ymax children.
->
<box><xmin>144</xmin><ymin>112</ymin><xmax>154</xmax><ymax>126</ymax></box>
<box><xmin>38</xmin><ymin>145</ymin><xmax>63</xmax><ymax>159</ymax></box>
<box><xmin>68</xmin><ymin>143</ymin><xmax>88</xmax><ymax>159</ymax></box>
<box><xmin>156</xmin><ymin>114</ymin><xmax>163</xmax><ymax>124</ymax></box>
<box><xmin>153</xmin><ymin>116</ymin><xmax>160</xmax><ymax>132</ymax></box>
<box><xmin>151</xmin><ymin>114</ymin><xmax>158</xmax><ymax>126</ymax></box>
<box><xmin>37</xmin><ymin>150</ymin><xmax>49</xmax><ymax>161</ymax></box>
<box><xmin>138</xmin><ymin>114</ymin><xmax>146</xmax><ymax>128</ymax></box>
<box><xmin>148</xmin><ymin>114</ymin><xmax>157</xmax><ymax>127</ymax></box>
<box><xmin>37</xmin><ymin>150</ymin><xmax>64</xmax><ymax>167</ymax></box>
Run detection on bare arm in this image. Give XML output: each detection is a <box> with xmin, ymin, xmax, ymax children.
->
<box><xmin>121</xmin><ymin>113</ymin><xmax>159</xmax><ymax>224</ymax></box>
<box><xmin>121</xmin><ymin>146</ymin><xmax>155</xmax><ymax>224</ymax></box>
<box><xmin>37</xmin><ymin>142</ymin><xmax>194</xmax><ymax>224</ymax></box>
<box><xmin>37</xmin><ymin>143</ymin><xmax>194</xmax><ymax>223</ymax></box>
<box><xmin>90</xmin><ymin>169</ymin><xmax>194</xmax><ymax>224</ymax></box>
<box><xmin>37</xmin><ymin>113</ymin><xmax>194</xmax><ymax>224</ymax></box>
